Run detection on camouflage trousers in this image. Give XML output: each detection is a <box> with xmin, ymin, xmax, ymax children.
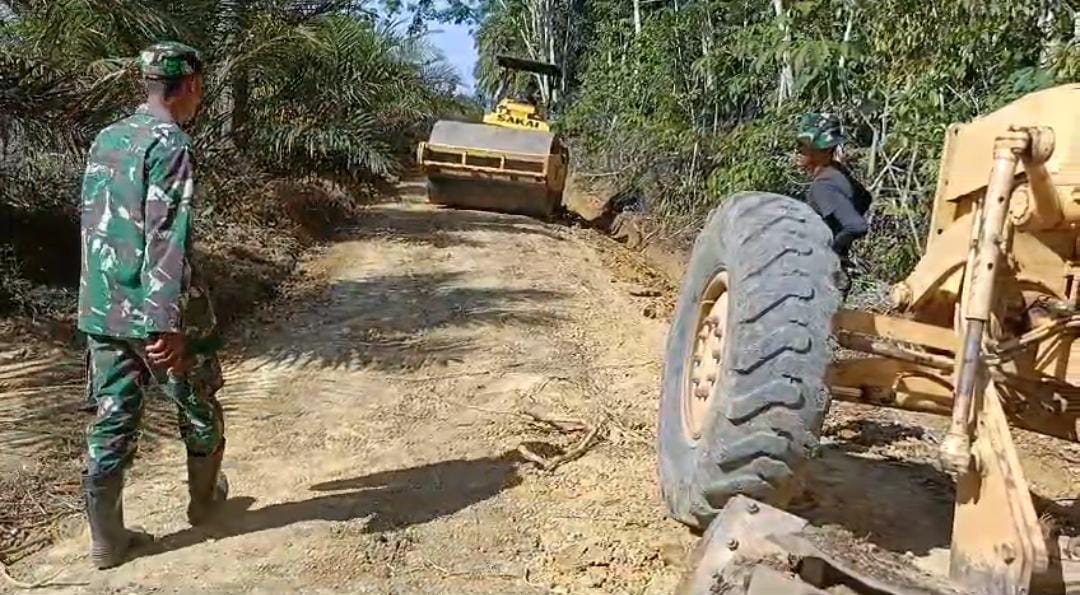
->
<box><xmin>85</xmin><ymin>334</ymin><xmax>225</xmax><ymax>479</ymax></box>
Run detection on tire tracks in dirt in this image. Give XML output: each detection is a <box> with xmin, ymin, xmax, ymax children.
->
<box><xmin>14</xmin><ymin>203</ymin><xmax>692</xmax><ymax>594</ymax></box>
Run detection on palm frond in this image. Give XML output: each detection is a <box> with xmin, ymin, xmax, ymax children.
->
<box><xmin>2</xmin><ymin>0</ymin><xmax>461</xmax><ymax>209</ymax></box>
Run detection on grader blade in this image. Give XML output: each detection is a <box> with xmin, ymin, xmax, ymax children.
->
<box><xmin>676</xmin><ymin>496</ymin><xmax>962</xmax><ymax>595</ymax></box>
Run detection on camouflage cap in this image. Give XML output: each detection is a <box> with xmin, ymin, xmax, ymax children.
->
<box><xmin>796</xmin><ymin>112</ymin><xmax>844</xmax><ymax>150</ymax></box>
<box><xmin>139</xmin><ymin>42</ymin><xmax>202</xmax><ymax>80</ymax></box>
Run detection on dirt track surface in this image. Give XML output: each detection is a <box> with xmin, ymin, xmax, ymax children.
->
<box><xmin>9</xmin><ymin>202</ymin><xmax>692</xmax><ymax>594</ymax></box>
<box><xmin>6</xmin><ymin>199</ymin><xmax>1080</xmax><ymax>594</ymax></box>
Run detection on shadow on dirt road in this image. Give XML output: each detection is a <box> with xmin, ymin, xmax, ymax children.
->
<box><xmin>347</xmin><ymin>204</ymin><xmax>569</xmax><ymax>250</ymax></box>
<box><xmin>232</xmin><ymin>272</ymin><xmax>565</xmax><ymax>375</ymax></box>
<box><xmin>132</xmin><ymin>451</ymin><xmax>525</xmax><ymax>560</ymax></box>
<box><xmin>791</xmin><ymin>418</ymin><xmax>956</xmax><ymax>556</ymax></box>
<box><xmin>798</xmin><ymin>416</ymin><xmax>1080</xmax><ymax>556</ymax></box>
<box><xmin>796</xmin><ymin>446</ymin><xmax>955</xmax><ymax>555</ymax></box>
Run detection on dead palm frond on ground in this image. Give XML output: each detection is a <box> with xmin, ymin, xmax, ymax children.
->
<box><xmin>0</xmin><ymin>0</ymin><xmax>474</xmax><ymax>561</ymax></box>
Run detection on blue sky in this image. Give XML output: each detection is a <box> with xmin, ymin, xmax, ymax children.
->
<box><xmin>424</xmin><ymin>22</ymin><xmax>478</xmax><ymax>93</ymax></box>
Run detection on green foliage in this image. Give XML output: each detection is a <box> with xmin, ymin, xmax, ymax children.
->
<box><xmin>515</xmin><ymin>0</ymin><xmax>1080</xmax><ymax>282</ymax></box>
<box><xmin>233</xmin><ymin>14</ymin><xmax>459</xmax><ymax>182</ymax></box>
<box><xmin>1</xmin><ymin>0</ymin><xmax>462</xmax><ymax>315</ymax></box>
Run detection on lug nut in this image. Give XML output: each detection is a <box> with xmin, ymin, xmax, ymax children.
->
<box><xmin>726</xmin><ymin>538</ymin><xmax>739</xmax><ymax>550</ymax></box>
<box><xmin>747</xmin><ymin>502</ymin><xmax>759</xmax><ymax>514</ymax></box>
<box><xmin>1001</xmin><ymin>544</ymin><xmax>1017</xmax><ymax>564</ymax></box>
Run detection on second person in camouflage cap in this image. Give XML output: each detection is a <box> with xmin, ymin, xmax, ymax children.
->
<box><xmin>796</xmin><ymin>112</ymin><xmax>844</xmax><ymax>150</ymax></box>
<box><xmin>794</xmin><ymin>112</ymin><xmax>872</xmax><ymax>297</ymax></box>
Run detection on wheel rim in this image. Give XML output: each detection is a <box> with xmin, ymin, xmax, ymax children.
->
<box><xmin>683</xmin><ymin>272</ymin><xmax>730</xmax><ymax>441</ymax></box>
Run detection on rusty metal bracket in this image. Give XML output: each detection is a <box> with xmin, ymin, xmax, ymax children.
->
<box><xmin>675</xmin><ymin>496</ymin><xmax>961</xmax><ymax>595</ymax></box>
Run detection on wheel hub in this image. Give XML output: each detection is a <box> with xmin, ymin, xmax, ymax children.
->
<box><xmin>683</xmin><ymin>272</ymin><xmax>729</xmax><ymax>440</ymax></box>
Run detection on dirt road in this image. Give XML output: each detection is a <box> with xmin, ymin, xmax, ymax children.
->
<box><xmin>13</xmin><ymin>200</ymin><xmax>693</xmax><ymax>594</ymax></box>
<box><xmin>8</xmin><ymin>196</ymin><xmax>1080</xmax><ymax>594</ymax></box>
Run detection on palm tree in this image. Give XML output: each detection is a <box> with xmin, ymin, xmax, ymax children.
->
<box><xmin>1</xmin><ymin>0</ymin><xmax>464</xmax><ymax>314</ymax></box>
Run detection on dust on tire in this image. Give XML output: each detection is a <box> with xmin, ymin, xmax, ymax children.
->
<box><xmin>658</xmin><ymin>191</ymin><xmax>839</xmax><ymax>529</ymax></box>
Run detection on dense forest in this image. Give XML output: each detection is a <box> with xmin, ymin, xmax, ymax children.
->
<box><xmin>0</xmin><ymin>0</ymin><xmax>471</xmax><ymax>320</ymax></box>
<box><xmin>416</xmin><ymin>0</ymin><xmax>1080</xmax><ymax>287</ymax></box>
<box><xmin>3</xmin><ymin>1</ymin><xmax>1080</xmax><ymax>318</ymax></box>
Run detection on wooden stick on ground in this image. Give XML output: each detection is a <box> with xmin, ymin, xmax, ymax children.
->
<box><xmin>447</xmin><ymin>398</ymin><xmax>606</xmax><ymax>471</ymax></box>
<box><xmin>450</xmin><ymin>399</ymin><xmax>588</xmax><ymax>432</ymax></box>
<box><xmin>0</xmin><ymin>536</ymin><xmax>49</xmax><ymax>560</ymax></box>
<box><xmin>600</xmin><ymin>405</ymin><xmax>652</xmax><ymax>446</ymax></box>
<box><xmin>521</xmin><ymin>409</ymin><xmax>588</xmax><ymax>433</ymax></box>
<box><xmin>518</xmin><ymin>422</ymin><xmax>606</xmax><ymax>472</ymax></box>
<box><xmin>0</xmin><ymin>560</ymin><xmax>67</xmax><ymax>590</ymax></box>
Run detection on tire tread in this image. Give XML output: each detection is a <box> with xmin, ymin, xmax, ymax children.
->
<box><xmin>657</xmin><ymin>191</ymin><xmax>838</xmax><ymax>528</ymax></box>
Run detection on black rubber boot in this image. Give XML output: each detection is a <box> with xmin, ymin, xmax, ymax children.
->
<box><xmin>83</xmin><ymin>472</ymin><xmax>152</xmax><ymax>569</ymax></box>
<box><xmin>187</xmin><ymin>438</ymin><xmax>228</xmax><ymax>526</ymax></box>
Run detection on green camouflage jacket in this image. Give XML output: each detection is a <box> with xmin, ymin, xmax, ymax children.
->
<box><xmin>78</xmin><ymin>104</ymin><xmax>217</xmax><ymax>350</ymax></box>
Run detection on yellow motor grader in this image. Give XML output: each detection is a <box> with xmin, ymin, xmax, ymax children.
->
<box><xmin>416</xmin><ymin>55</ymin><xmax>568</xmax><ymax>218</ymax></box>
<box><xmin>660</xmin><ymin>84</ymin><xmax>1080</xmax><ymax>594</ymax></box>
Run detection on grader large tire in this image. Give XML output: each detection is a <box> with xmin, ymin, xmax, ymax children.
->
<box><xmin>658</xmin><ymin>192</ymin><xmax>839</xmax><ymax>530</ymax></box>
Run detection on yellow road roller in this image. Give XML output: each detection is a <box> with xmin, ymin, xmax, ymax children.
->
<box><xmin>416</xmin><ymin>55</ymin><xmax>568</xmax><ymax>219</ymax></box>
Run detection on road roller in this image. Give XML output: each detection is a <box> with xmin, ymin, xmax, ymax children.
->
<box><xmin>416</xmin><ymin>55</ymin><xmax>569</xmax><ymax>219</ymax></box>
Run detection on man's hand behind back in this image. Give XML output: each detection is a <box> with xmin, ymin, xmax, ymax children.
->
<box><xmin>146</xmin><ymin>332</ymin><xmax>188</xmax><ymax>375</ymax></box>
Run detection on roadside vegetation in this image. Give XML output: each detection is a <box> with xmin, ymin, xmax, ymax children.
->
<box><xmin>413</xmin><ymin>0</ymin><xmax>1080</xmax><ymax>286</ymax></box>
<box><xmin>0</xmin><ymin>0</ymin><xmax>475</xmax><ymax>327</ymax></box>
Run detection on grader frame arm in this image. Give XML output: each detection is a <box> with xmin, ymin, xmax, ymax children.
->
<box><xmin>827</xmin><ymin>84</ymin><xmax>1080</xmax><ymax>594</ymax></box>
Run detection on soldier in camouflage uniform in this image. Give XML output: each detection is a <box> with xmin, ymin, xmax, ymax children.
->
<box><xmin>78</xmin><ymin>41</ymin><xmax>228</xmax><ymax>570</ymax></box>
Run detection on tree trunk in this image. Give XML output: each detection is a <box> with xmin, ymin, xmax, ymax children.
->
<box><xmin>773</xmin><ymin>0</ymin><xmax>793</xmax><ymax>106</ymax></box>
<box><xmin>215</xmin><ymin>0</ymin><xmax>250</xmax><ymax>148</ymax></box>
<box><xmin>838</xmin><ymin>1</ymin><xmax>853</xmax><ymax>71</ymax></box>
<box><xmin>1038</xmin><ymin>0</ymin><xmax>1057</xmax><ymax>66</ymax></box>
<box><xmin>231</xmin><ymin>73</ymin><xmax>250</xmax><ymax>149</ymax></box>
